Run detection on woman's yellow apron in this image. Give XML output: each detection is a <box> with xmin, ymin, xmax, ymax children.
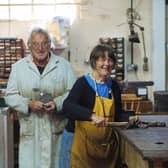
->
<box><xmin>71</xmin><ymin>94</ymin><xmax>120</xmax><ymax>168</ymax></box>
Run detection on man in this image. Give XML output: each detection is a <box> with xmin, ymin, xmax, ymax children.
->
<box><xmin>5</xmin><ymin>27</ymin><xmax>76</xmax><ymax>168</ymax></box>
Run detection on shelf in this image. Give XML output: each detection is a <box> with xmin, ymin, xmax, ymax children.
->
<box><xmin>0</xmin><ymin>38</ymin><xmax>25</xmax><ymax>79</ymax></box>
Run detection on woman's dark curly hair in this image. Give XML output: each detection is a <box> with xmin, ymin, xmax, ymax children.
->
<box><xmin>89</xmin><ymin>44</ymin><xmax>116</xmax><ymax>69</ymax></box>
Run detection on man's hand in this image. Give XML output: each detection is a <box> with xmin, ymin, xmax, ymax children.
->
<box><xmin>29</xmin><ymin>100</ymin><xmax>44</xmax><ymax>115</ymax></box>
<box><xmin>29</xmin><ymin>100</ymin><xmax>56</xmax><ymax>116</ymax></box>
<box><xmin>29</xmin><ymin>100</ymin><xmax>44</xmax><ymax>112</ymax></box>
<box><xmin>43</xmin><ymin>101</ymin><xmax>56</xmax><ymax>113</ymax></box>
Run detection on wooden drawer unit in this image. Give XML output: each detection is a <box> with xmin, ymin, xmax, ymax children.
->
<box><xmin>0</xmin><ymin>38</ymin><xmax>25</xmax><ymax>79</ymax></box>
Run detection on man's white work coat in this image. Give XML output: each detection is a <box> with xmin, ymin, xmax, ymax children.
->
<box><xmin>5</xmin><ymin>52</ymin><xmax>76</xmax><ymax>168</ymax></box>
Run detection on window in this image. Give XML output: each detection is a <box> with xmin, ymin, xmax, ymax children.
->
<box><xmin>10</xmin><ymin>0</ymin><xmax>32</xmax><ymax>3</ymax></box>
<box><xmin>0</xmin><ymin>0</ymin><xmax>77</xmax><ymax>23</ymax></box>
<box><xmin>0</xmin><ymin>6</ymin><xmax>9</xmax><ymax>20</ymax></box>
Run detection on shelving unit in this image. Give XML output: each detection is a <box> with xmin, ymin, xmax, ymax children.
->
<box><xmin>0</xmin><ymin>38</ymin><xmax>25</xmax><ymax>79</ymax></box>
<box><xmin>0</xmin><ymin>38</ymin><xmax>24</xmax><ymax>168</ymax></box>
<box><xmin>99</xmin><ymin>37</ymin><xmax>125</xmax><ymax>81</ymax></box>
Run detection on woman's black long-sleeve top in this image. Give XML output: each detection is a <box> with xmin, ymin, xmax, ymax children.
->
<box><xmin>63</xmin><ymin>76</ymin><xmax>128</xmax><ymax>132</ymax></box>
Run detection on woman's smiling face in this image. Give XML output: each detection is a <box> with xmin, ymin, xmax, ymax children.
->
<box><xmin>94</xmin><ymin>52</ymin><xmax>114</xmax><ymax>78</ymax></box>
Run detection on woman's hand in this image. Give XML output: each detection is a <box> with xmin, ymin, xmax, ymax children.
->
<box><xmin>129</xmin><ymin>115</ymin><xmax>140</xmax><ymax>124</ymax></box>
<box><xmin>91</xmin><ymin>113</ymin><xmax>106</xmax><ymax>127</ymax></box>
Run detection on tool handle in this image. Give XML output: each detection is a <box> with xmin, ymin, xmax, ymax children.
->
<box><xmin>105</xmin><ymin>121</ymin><xmax>128</xmax><ymax>127</ymax></box>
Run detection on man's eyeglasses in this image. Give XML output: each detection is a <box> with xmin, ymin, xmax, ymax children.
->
<box><xmin>31</xmin><ymin>41</ymin><xmax>50</xmax><ymax>49</ymax></box>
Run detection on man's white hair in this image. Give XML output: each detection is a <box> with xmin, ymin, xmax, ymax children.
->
<box><xmin>27</xmin><ymin>27</ymin><xmax>51</xmax><ymax>45</ymax></box>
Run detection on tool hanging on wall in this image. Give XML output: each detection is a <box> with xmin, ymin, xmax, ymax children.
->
<box><xmin>127</xmin><ymin>0</ymin><xmax>149</xmax><ymax>72</ymax></box>
<box><xmin>127</xmin><ymin>0</ymin><xmax>139</xmax><ymax>72</ymax></box>
<box><xmin>132</xmin><ymin>23</ymin><xmax>149</xmax><ymax>72</ymax></box>
<box><xmin>141</xmin><ymin>27</ymin><xmax>148</xmax><ymax>71</ymax></box>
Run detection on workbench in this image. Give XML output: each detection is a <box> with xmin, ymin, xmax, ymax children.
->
<box><xmin>0</xmin><ymin>107</ymin><xmax>14</xmax><ymax>168</ymax></box>
<box><xmin>118</xmin><ymin>114</ymin><xmax>168</xmax><ymax>168</ymax></box>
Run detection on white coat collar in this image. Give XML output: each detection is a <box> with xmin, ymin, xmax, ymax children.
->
<box><xmin>25</xmin><ymin>51</ymin><xmax>60</xmax><ymax>76</ymax></box>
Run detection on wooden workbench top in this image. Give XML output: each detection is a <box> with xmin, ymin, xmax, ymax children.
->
<box><xmin>118</xmin><ymin>115</ymin><xmax>168</xmax><ymax>161</ymax></box>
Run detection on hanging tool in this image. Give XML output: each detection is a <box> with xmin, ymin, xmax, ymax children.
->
<box><xmin>141</xmin><ymin>27</ymin><xmax>148</xmax><ymax>71</ymax></box>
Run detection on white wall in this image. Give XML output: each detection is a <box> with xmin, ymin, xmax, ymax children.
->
<box><xmin>0</xmin><ymin>0</ymin><xmax>165</xmax><ymax>97</ymax></box>
<box><xmin>166</xmin><ymin>3</ymin><xmax>168</xmax><ymax>90</ymax></box>
<box><xmin>0</xmin><ymin>0</ymin><xmax>153</xmax><ymax>79</ymax></box>
<box><xmin>0</xmin><ymin>20</ymin><xmax>43</xmax><ymax>42</ymax></box>
<box><xmin>69</xmin><ymin>0</ymin><xmax>153</xmax><ymax>80</ymax></box>
<box><xmin>152</xmin><ymin>0</ymin><xmax>166</xmax><ymax>91</ymax></box>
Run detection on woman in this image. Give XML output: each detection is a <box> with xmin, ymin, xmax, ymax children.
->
<box><xmin>63</xmin><ymin>44</ymin><xmax>129</xmax><ymax>168</ymax></box>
